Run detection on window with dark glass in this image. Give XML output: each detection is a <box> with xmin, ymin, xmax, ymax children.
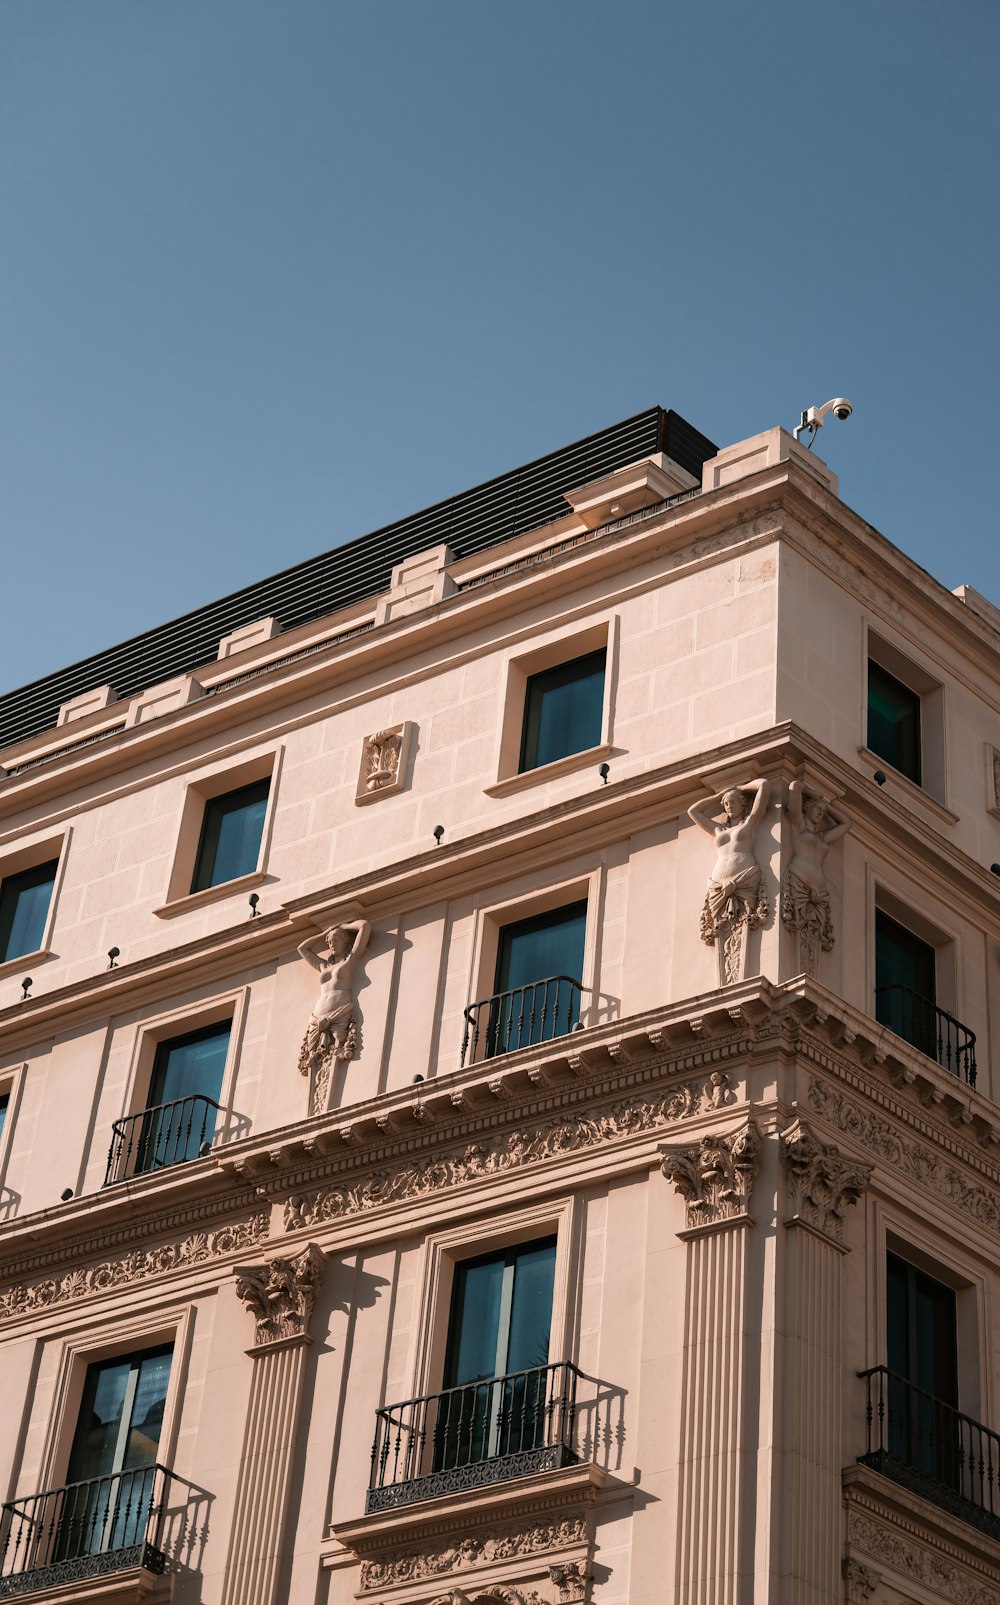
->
<box><xmin>0</xmin><ymin>860</ymin><xmax>58</xmax><ymax>963</ymax></box>
<box><xmin>435</xmin><ymin>1238</ymin><xmax>556</xmax><ymax>1471</ymax></box>
<box><xmin>486</xmin><ymin>901</ymin><xmax>586</xmax><ymax>1056</ymax></box>
<box><xmin>190</xmin><ymin>778</ymin><xmax>269</xmax><ymax>893</ymax></box>
<box><xmin>133</xmin><ymin>1022</ymin><xmax>230</xmax><ymax>1174</ymax></box>
<box><xmin>868</xmin><ymin>660</ymin><xmax>921</xmax><ymax>784</ymax></box>
<box><xmin>875</xmin><ymin>911</ymin><xmax>937</xmax><ymax>1059</ymax></box>
<box><xmin>0</xmin><ymin>1090</ymin><xmax>8</xmax><ymax>1148</ymax></box>
<box><xmin>886</xmin><ymin>1252</ymin><xmax>958</xmax><ymax>1488</ymax></box>
<box><xmin>519</xmin><ymin>649</ymin><xmax>605</xmax><ymax>773</ymax></box>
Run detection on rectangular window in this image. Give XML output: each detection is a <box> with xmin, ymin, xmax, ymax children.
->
<box><xmin>886</xmin><ymin>1252</ymin><xmax>958</xmax><ymax>1489</ymax></box>
<box><xmin>0</xmin><ymin>860</ymin><xmax>58</xmax><ymax>964</ymax></box>
<box><xmin>190</xmin><ymin>778</ymin><xmax>270</xmax><ymax>894</ymax></box>
<box><xmin>868</xmin><ymin>660</ymin><xmax>922</xmax><ymax>785</ymax></box>
<box><xmin>485</xmin><ymin>901</ymin><xmax>587</xmax><ymax>1057</ymax></box>
<box><xmin>113</xmin><ymin>1023</ymin><xmax>231</xmax><ymax>1182</ymax></box>
<box><xmin>875</xmin><ymin>910</ymin><xmax>937</xmax><ymax>1059</ymax></box>
<box><xmin>519</xmin><ymin>650</ymin><xmax>606</xmax><ymax>774</ymax></box>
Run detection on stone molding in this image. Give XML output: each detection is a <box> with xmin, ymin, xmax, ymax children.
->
<box><xmin>842</xmin><ymin>1557</ymin><xmax>879</xmax><ymax>1603</ymax></box>
<box><xmin>847</xmin><ymin>1509</ymin><xmax>1000</xmax><ymax>1604</ymax></box>
<box><xmin>659</xmin><ymin>1119</ymin><xmax>759</xmax><ymax>1229</ymax></box>
<box><xmin>780</xmin><ymin>1118</ymin><xmax>873</xmax><ymax>1245</ymax></box>
<box><xmin>0</xmin><ymin>1210</ymin><xmax>269</xmax><ymax>1323</ymax></box>
<box><xmin>284</xmin><ymin>1074</ymin><xmax>737</xmax><ymax>1231</ymax></box>
<box><xmin>234</xmin><ymin>1242</ymin><xmax>325</xmax><ymax>1348</ymax></box>
<box><xmin>359</xmin><ymin>1517</ymin><xmax>587</xmax><ymax>1592</ymax></box>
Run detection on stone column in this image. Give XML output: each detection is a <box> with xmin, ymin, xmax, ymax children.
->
<box><xmin>659</xmin><ymin>1120</ymin><xmax>760</xmax><ymax>1605</ymax></box>
<box><xmin>780</xmin><ymin>1122</ymin><xmax>873</xmax><ymax>1605</ymax></box>
<box><xmin>220</xmin><ymin>1243</ymin><xmax>325</xmax><ymax>1605</ymax></box>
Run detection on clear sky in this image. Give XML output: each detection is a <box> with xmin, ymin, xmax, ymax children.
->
<box><xmin>2</xmin><ymin>0</ymin><xmax>998</xmax><ymax>696</ymax></box>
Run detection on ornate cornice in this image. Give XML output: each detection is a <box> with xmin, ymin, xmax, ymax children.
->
<box><xmin>781</xmin><ymin>1118</ymin><xmax>873</xmax><ymax>1246</ymax></box>
<box><xmin>358</xmin><ymin>1517</ymin><xmax>587</xmax><ymax>1592</ymax></box>
<box><xmin>234</xmin><ymin>1241</ymin><xmax>324</xmax><ymax>1349</ymax></box>
<box><xmin>847</xmin><ymin>1510</ymin><xmax>1000</xmax><ymax>1605</ymax></box>
<box><xmin>659</xmin><ymin>1119</ymin><xmax>759</xmax><ymax>1230</ymax></box>
<box><xmin>0</xmin><ymin>1209</ymin><xmax>269</xmax><ymax>1325</ymax></box>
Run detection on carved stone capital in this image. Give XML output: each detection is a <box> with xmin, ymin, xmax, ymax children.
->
<box><xmin>843</xmin><ymin>1557</ymin><xmax>880</xmax><ymax>1603</ymax></box>
<box><xmin>234</xmin><ymin>1241</ymin><xmax>325</xmax><ymax>1349</ymax></box>
<box><xmin>781</xmin><ymin>1120</ymin><xmax>873</xmax><ymax>1246</ymax></box>
<box><xmin>659</xmin><ymin>1119</ymin><xmax>760</xmax><ymax>1229</ymax></box>
<box><xmin>549</xmin><ymin>1559</ymin><xmax>591</xmax><ymax>1601</ymax></box>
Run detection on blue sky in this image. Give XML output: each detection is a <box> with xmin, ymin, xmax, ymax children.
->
<box><xmin>2</xmin><ymin>0</ymin><xmax>997</xmax><ymax>695</ymax></box>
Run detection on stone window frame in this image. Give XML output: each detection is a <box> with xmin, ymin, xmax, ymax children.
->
<box><xmin>859</xmin><ymin>624</ymin><xmax>951</xmax><ymax>813</ymax></box>
<box><xmin>19</xmin><ymin>1300</ymin><xmax>196</xmax><ymax>1503</ymax></box>
<box><xmin>0</xmin><ymin>827</ymin><xmax>72</xmax><ymax>983</ymax></box>
<box><xmin>154</xmin><ymin>744</ymin><xmax>284</xmax><ymax>918</ymax></box>
<box><xmin>483</xmin><ymin>615</ymin><xmax>619</xmax><ymax>798</ymax></box>
<box><xmin>0</xmin><ymin>1060</ymin><xmax>26</xmax><ymax>1211</ymax></box>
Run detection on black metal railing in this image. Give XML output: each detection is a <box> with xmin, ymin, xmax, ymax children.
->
<box><xmin>859</xmin><ymin>1366</ymin><xmax>1000</xmax><ymax>1538</ymax></box>
<box><xmin>874</xmin><ymin>985</ymin><xmax>977</xmax><ymax>1086</ymax></box>
<box><xmin>367</xmin><ymin>1361</ymin><xmax>582</xmax><ymax>1512</ymax></box>
<box><xmin>0</xmin><ymin>1464</ymin><xmax>176</xmax><ymax>1596</ymax></box>
<box><xmin>103</xmin><ymin>1095</ymin><xmax>223</xmax><ymax>1186</ymax></box>
<box><xmin>461</xmin><ymin>976</ymin><xmax>583</xmax><ymax>1064</ymax></box>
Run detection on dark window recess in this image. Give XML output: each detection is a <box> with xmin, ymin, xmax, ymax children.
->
<box><xmin>106</xmin><ymin>1022</ymin><xmax>230</xmax><ymax>1184</ymax></box>
<box><xmin>190</xmin><ymin>779</ymin><xmax>269</xmax><ymax>893</ymax></box>
<box><xmin>868</xmin><ymin>660</ymin><xmax>921</xmax><ymax>784</ymax></box>
<box><xmin>0</xmin><ymin>860</ymin><xmax>58</xmax><ymax>963</ymax></box>
<box><xmin>519</xmin><ymin>650</ymin><xmax>606</xmax><ymax>773</ymax></box>
<box><xmin>0</xmin><ymin>1090</ymin><xmax>8</xmax><ymax>1146</ymax></box>
<box><xmin>885</xmin><ymin>1253</ymin><xmax>960</xmax><ymax>1491</ymax></box>
<box><xmin>875</xmin><ymin>911</ymin><xmax>937</xmax><ymax>1057</ymax></box>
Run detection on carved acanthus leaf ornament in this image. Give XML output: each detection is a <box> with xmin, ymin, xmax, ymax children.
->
<box><xmin>358</xmin><ymin>1517</ymin><xmax>587</xmax><ymax>1591</ymax></box>
<box><xmin>842</xmin><ymin>1558</ymin><xmax>879</xmax><ymax>1604</ymax></box>
<box><xmin>284</xmin><ymin>1076</ymin><xmax>735</xmax><ymax>1231</ymax></box>
<box><xmin>0</xmin><ymin>1212</ymin><xmax>269</xmax><ymax>1323</ymax></box>
<box><xmin>848</xmin><ymin>1512</ymin><xmax>1000</xmax><ymax>1605</ymax></box>
<box><xmin>659</xmin><ymin>1120</ymin><xmax>760</xmax><ymax>1228</ymax></box>
<box><xmin>781</xmin><ymin>1120</ymin><xmax>873</xmax><ymax>1244</ymax></box>
<box><xmin>234</xmin><ymin>1241</ymin><xmax>325</xmax><ymax>1347</ymax></box>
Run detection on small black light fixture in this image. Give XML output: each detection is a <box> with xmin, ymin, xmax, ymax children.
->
<box><xmin>249</xmin><ymin>893</ymin><xmax>261</xmax><ymax>918</ymax></box>
<box><xmin>60</xmin><ymin>1188</ymin><xmax>73</xmax><ymax>1202</ymax></box>
<box><xmin>990</xmin><ymin>864</ymin><xmax>1000</xmax><ymax>878</ymax></box>
<box><xmin>20</xmin><ymin>977</ymin><xmax>32</xmax><ymax>1001</ymax></box>
<box><xmin>873</xmin><ymin>770</ymin><xmax>887</xmax><ymax>787</ymax></box>
<box><xmin>433</xmin><ymin>825</ymin><xmax>445</xmax><ymax>846</ymax></box>
<box><xmin>107</xmin><ymin>947</ymin><xmax>120</xmax><ymax>969</ymax></box>
<box><xmin>599</xmin><ymin>762</ymin><xmax>610</xmax><ymax>785</ymax></box>
<box><xmin>412</xmin><ymin>1073</ymin><xmax>425</xmax><ymax>1083</ymax></box>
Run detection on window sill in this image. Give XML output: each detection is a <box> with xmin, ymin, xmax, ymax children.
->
<box><xmin>0</xmin><ymin>946</ymin><xmax>50</xmax><ymax>984</ymax></box>
<box><xmin>152</xmin><ymin>868</ymin><xmax>268</xmax><ymax>919</ymax></box>
<box><xmin>857</xmin><ymin>748</ymin><xmax>958</xmax><ymax>826</ymax></box>
<box><xmin>484</xmin><ymin>742</ymin><xmax>614</xmax><ymax>798</ymax></box>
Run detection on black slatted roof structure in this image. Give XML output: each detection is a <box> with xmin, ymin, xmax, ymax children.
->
<box><xmin>0</xmin><ymin>406</ymin><xmax>715</xmax><ymax>752</ymax></box>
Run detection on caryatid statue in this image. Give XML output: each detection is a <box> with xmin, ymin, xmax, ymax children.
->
<box><xmin>688</xmin><ymin>778</ymin><xmax>771</xmax><ymax>984</ymax></box>
<box><xmin>781</xmin><ymin>778</ymin><xmax>851</xmax><ymax>975</ymax></box>
<box><xmin>297</xmin><ymin>919</ymin><xmax>371</xmax><ymax>1113</ymax></box>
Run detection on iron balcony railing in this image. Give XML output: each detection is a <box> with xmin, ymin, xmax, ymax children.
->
<box><xmin>874</xmin><ymin>985</ymin><xmax>977</xmax><ymax>1087</ymax></box>
<box><xmin>367</xmin><ymin>1361</ymin><xmax>582</xmax><ymax>1512</ymax></box>
<box><xmin>859</xmin><ymin>1366</ymin><xmax>1000</xmax><ymax>1539</ymax></box>
<box><xmin>104</xmin><ymin>1095</ymin><xmax>223</xmax><ymax>1186</ymax></box>
<box><xmin>461</xmin><ymin>976</ymin><xmax>583</xmax><ymax>1065</ymax></box>
<box><xmin>0</xmin><ymin>1464</ymin><xmax>176</xmax><ymax>1597</ymax></box>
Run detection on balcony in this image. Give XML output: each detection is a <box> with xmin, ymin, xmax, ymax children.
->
<box><xmin>461</xmin><ymin>976</ymin><xmax>583</xmax><ymax>1065</ymax></box>
<box><xmin>366</xmin><ymin>1361</ymin><xmax>610</xmax><ymax>1512</ymax></box>
<box><xmin>0</xmin><ymin>1465</ymin><xmax>180</xmax><ymax>1598</ymax></box>
<box><xmin>103</xmin><ymin>1095</ymin><xmax>223</xmax><ymax>1186</ymax></box>
<box><xmin>858</xmin><ymin>1366</ymin><xmax>1000</xmax><ymax>1541</ymax></box>
<box><xmin>874</xmin><ymin>986</ymin><xmax>977</xmax><ymax>1087</ymax></box>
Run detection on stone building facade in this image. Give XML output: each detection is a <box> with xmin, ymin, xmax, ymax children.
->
<box><xmin>0</xmin><ymin>405</ymin><xmax>998</xmax><ymax>1604</ymax></box>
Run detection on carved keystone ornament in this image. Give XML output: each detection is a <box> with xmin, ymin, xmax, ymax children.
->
<box><xmin>781</xmin><ymin>1120</ymin><xmax>873</xmax><ymax>1246</ymax></box>
<box><xmin>659</xmin><ymin>1120</ymin><xmax>760</xmax><ymax>1229</ymax></box>
<box><xmin>234</xmin><ymin>1242</ymin><xmax>325</xmax><ymax>1349</ymax></box>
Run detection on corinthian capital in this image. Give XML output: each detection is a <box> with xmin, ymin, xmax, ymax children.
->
<box><xmin>234</xmin><ymin>1241</ymin><xmax>325</xmax><ymax>1349</ymax></box>
<box><xmin>782</xmin><ymin>1120</ymin><xmax>873</xmax><ymax>1246</ymax></box>
<box><xmin>659</xmin><ymin>1119</ymin><xmax>760</xmax><ymax>1229</ymax></box>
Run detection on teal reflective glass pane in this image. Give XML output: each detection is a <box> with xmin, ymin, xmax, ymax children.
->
<box><xmin>139</xmin><ymin>1023</ymin><xmax>230</xmax><ymax>1170</ymax></box>
<box><xmin>875</xmin><ymin>912</ymin><xmax>936</xmax><ymax>1057</ymax></box>
<box><xmin>0</xmin><ymin>860</ymin><xmax>57</xmax><ymax>963</ymax></box>
<box><xmin>0</xmin><ymin>1092</ymin><xmax>8</xmax><ymax>1147</ymax></box>
<box><xmin>489</xmin><ymin>903</ymin><xmax>586</xmax><ymax>1053</ymax></box>
<box><xmin>506</xmin><ymin>1240</ymin><xmax>556</xmax><ymax>1372</ymax></box>
<box><xmin>125</xmin><ymin>1349</ymin><xmax>171</xmax><ymax>1467</ymax></box>
<box><xmin>444</xmin><ymin>1255</ymin><xmax>505</xmax><ymax>1387</ymax></box>
<box><xmin>62</xmin><ymin>1347</ymin><xmax>172</xmax><ymax>1562</ymax></box>
<box><xmin>190</xmin><ymin>778</ymin><xmax>269</xmax><ymax>893</ymax></box>
<box><xmin>867</xmin><ymin>661</ymin><xmax>921</xmax><ymax>783</ymax></box>
<box><xmin>519</xmin><ymin>649</ymin><xmax>605</xmax><ymax>773</ymax></box>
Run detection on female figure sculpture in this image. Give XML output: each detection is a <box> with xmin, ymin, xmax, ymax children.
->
<box><xmin>781</xmin><ymin>779</ymin><xmax>851</xmax><ymax>974</ymax></box>
<box><xmin>297</xmin><ymin>920</ymin><xmax>371</xmax><ymax>1112</ymax></box>
<box><xmin>688</xmin><ymin>779</ymin><xmax>771</xmax><ymax>983</ymax></box>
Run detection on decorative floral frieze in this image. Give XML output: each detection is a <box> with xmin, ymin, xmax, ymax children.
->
<box><xmin>808</xmin><ymin>1078</ymin><xmax>1000</xmax><ymax>1235</ymax></box>
<box><xmin>0</xmin><ymin>1211</ymin><xmax>269</xmax><ymax>1322</ymax></box>
<box><xmin>659</xmin><ymin>1120</ymin><xmax>759</xmax><ymax>1229</ymax></box>
<box><xmin>781</xmin><ymin>1119</ymin><xmax>873</xmax><ymax>1245</ymax></box>
<box><xmin>284</xmin><ymin>1076</ymin><xmax>735</xmax><ymax>1231</ymax></box>
<box><xmin>848</xmin><ymin>1511</ymin><xmax>1000</xmax><ymax>1604</ymax></box>
<box><xmin>359</xmin><ymin>1517</ymin><xmax>587</xmax><ymax>1591</ymax></box>
<box><xmin>234</xmin><ymin>1241</ymin><xmax>324</xmax><ymax>1348</ymax></box>
<box><xmin>843</xmin><ymin>1557</ymin><xmax>879</xmax><ymax>1603</ymax></box>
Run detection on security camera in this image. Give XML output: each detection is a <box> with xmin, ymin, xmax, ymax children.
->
<box><xmin>793</xmin><ymin>396</ymin><xmax>855</xmax><ymax>442</ymax></box>
<box><xmin>830</xmin><ymin>398</ymin><xmax>853</xmax><ymax>421</ymax></box>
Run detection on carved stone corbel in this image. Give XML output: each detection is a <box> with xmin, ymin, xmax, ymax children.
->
<box><xmin>843</xmin><ymin>1556</ymin><xmax>880</xmax><ymax>1603</ymax></box>
<box><xmin>659</xmin><ymin>1120</ymin><xmax>760</xmax><ymax>1230</ymax></box>
<box><xmin>781</xmin><ymin>1121</ymin><xmax>873</xmax><ymax>1247</ymax></box>
<box><xmin>234</xmin><ymin>1242</ymin><xmax>325</xmax><ymax>1349</ymax></box>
